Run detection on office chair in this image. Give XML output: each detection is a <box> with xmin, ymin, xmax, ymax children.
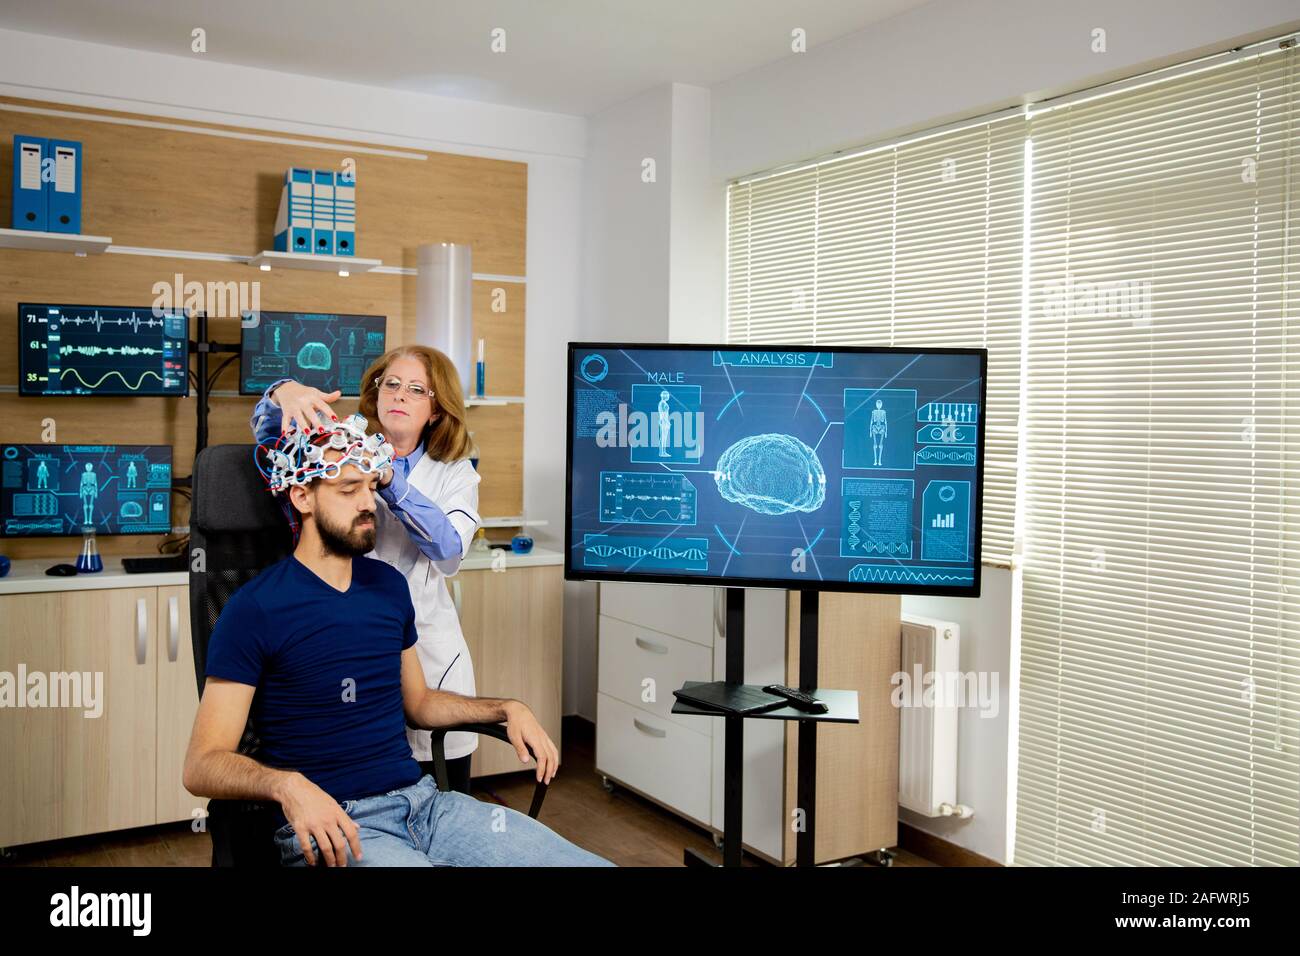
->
<box><xmin>187</xmin><ymin>443</ymin><xmax>547</xmax><ymax>867</ymax></box>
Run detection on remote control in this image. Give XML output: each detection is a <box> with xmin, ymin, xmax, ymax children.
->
<box><xmin>762</xmin><ymin>684</ymin><xmax>829</xmax><ymax>713</ymax></box>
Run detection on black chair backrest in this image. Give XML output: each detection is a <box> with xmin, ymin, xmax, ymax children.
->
<box><xmin>187</xmin><ymin>444</ymin><xmax>294</xmax><ymax>702</ymax></box>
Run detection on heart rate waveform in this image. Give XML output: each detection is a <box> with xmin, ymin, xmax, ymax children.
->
<box><xmin>582</xmin><ymin>533</ymin><xmax>709</xmax><ymax>572</ymax></box>
<box><xmin>56</xmin><ymin>310</ymin><xmax>170</xmax><ymax>334</ymax></box>
<box><xmin>599</xmin><ymin>471</ymin><xmax>697</xmax><ymax>525</ymax></box>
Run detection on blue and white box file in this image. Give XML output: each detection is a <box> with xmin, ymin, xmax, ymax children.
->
<box><xmin>333</xmin><ymin>169</ymin><xmax>355</xmax><ymax>257</ymax></box>
<box><xmin>46</xmin><ymin>139</ymin><xmax>82</xmax><ymax>233</ymax></box>
<box><xmin>311</xmin><ymin>169</ymin><xmax>335</xmax><ymax>255</ymax></box>
<box><xmin>12</xmin><ymin>135</ymin><xmax>48</xmax><ymax>231</ymax></box>
<box><xmin>272</xmin><ymin>168</ymin><xmax>314</xmax><ymax>253</ymax></box>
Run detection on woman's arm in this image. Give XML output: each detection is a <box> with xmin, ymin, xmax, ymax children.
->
<box><xmin>249</xmin><ymin>378</ymin><xmax>290</xmax><ymax>445</ymax></box>
<box><xmin>378</xmin><ymin>459</ymin><xmax>481</xmax><ymax>572</ymax></box>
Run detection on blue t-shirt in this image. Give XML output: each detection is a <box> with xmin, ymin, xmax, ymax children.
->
<box><xmin>205</xmin><ymin>554</ymin><xmax>423</xmax><ymax>806</ymax></box>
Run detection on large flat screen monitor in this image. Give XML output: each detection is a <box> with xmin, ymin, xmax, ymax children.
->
<box><xmin>18</xmin><ymin>303</ymin><xmax>189</xmax><ymax>397</ymax></box>
<box><xmin>240</xmin><ymin>311</ymin><xmax>387</xmax><ymax>396</ymax></box>
<box><xmin>565</xmin><ymin>343</ymin><xmax>987</xmax><ymax>596</ymax></box>
<box><xmin>0</xmin><ymin>444</ymin><xmax>173</xmax><ymax>537</ymax></box>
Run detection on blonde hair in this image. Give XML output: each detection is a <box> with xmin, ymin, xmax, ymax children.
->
<box><xmin>358</xmin><ymin>345</ymin><xmax>473</xmax><ymax>462</ymax></box>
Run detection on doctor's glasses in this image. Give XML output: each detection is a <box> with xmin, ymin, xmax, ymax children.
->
<box><xmin>375</xmin><ymin>375</ymin><xmax>432</xmax><ymax>400</ymax></box>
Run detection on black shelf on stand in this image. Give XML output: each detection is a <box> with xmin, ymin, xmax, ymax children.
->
<box><xmin>670</xmin><ymin>588</ymin><xmax>859</xmax><ymax>867</ymax></box>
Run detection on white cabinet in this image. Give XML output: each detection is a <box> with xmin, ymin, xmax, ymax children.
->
<box><xmin>595</xmin><ymin>581</ymin><xmax>787</xmax><ymax>862</ymax></box>
<box><xmin>596</xmin><ymin>581</ymin><xmax>902</xmax><ymax>865</ymax></box>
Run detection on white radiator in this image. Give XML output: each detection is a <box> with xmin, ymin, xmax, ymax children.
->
<box><xmin>898</xmin><ymin>613</ymin><xmax>960</xmax><ymax>817</ymax></box>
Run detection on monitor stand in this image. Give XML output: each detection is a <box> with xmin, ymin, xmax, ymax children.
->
<box><xmin>175</xmin><ymin>312</ymin><xmax>241</xmax><ymax>492</ymax></box>
<box><xmin>673</xmin><ymin>587</ymin><xmax>858</xmax><ymax>867</ymax></box>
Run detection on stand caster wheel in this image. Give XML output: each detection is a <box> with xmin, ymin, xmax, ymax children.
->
<box><xmin>712</xmin><ymin>832</ymin><xmax>724</xmax><ymax>850</ymax></box>
<box><xmin>600</xmin><ymin>775</ymin><xmax>614</xmax><ymax>793</ymax></box>
<box><xmin>867</xmin><ymin>848</ymin><xmax>895</xmax><ymax>867</ymax></box>
<box><xmin>0</xmin><ymin>847</ymin><xmax>14</xmax><ymax>863</ymax></box>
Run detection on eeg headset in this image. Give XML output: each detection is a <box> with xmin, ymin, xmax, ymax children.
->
<box><xmin>256</xmin><ymin>413</ymin><xmax>395</xmax><ymax>536</ymax></box>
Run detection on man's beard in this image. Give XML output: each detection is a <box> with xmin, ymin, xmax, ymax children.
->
<box><xmin>315</xmin><ymin>509</ymin><xmax>377</xmax><ymax>558</ymax></box>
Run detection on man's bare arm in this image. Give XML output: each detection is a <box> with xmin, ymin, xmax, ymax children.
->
<box><xmin>182</xmin><ymin>677</ymin><xmax>297</xmax><ymax>802</ymax></box>
<box><xmin>182</xmin><ymin>676</ymin><xmax>361</xmax><ymax>866</ymax></box>
<box><xmin>399</xmin><ymin>646</ymin><xmax>561</xmax><ymax>783</ymax></box>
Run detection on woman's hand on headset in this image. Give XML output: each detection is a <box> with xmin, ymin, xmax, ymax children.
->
<box><xmin>271</xmin><ymin>380</ymin><xmax>341</xmax><ymax>435</ymax></box>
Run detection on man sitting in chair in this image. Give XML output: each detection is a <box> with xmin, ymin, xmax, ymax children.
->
<box><xmin>183</xmin><ymin>415</ymin><xmax>612</xmax><ymax>867</ymax></box>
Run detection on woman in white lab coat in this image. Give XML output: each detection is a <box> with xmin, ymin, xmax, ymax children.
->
<box><xmin>249</xmin><ymin>345</ymin><xmax>488</xmax><ymax>791</ymax></box>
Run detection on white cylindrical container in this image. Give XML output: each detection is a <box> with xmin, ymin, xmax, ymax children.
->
<box><xmin>415</xmin><ymin>242</ymin><xmax>474</xmax><ymax>394</ymax></box>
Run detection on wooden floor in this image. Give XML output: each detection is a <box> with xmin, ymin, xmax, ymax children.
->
<box><xmin>1</xmin><ymin>717</ymin><xmax>937</xmax><ymax>868</ymax></box>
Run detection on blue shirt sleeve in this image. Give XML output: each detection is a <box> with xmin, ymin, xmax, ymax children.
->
<box><xmin>403</xmin><ymin>596</ymin><xmax>418</xmax><ymax>651</ymax></box>
<box><xmin>378</xmin><ymin>466</ymin><xmax>467</xmax><ymax>562</ymax></box>
<box><xmin>249</xmin><ymin>378</ymin><xmax>291</xmax><ymax>444</ymax></box>
<box><xmin>205</xmin><ymin>590</ymin><xmax>271</xmax><ymax>687</ymax></box>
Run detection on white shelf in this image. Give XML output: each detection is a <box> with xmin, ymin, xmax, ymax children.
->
<box><xmin>479</xmin><ymin>517</ymin><xmax>550</xmax><ymax>529</ymax></box>
<box><xmin>0</xmin><ymin>227</ymin><xmax>112</xmax><ymax>255</ymax></box>
<box><xmin>249</xmin><ymin>250</ymin><xmax>382</xmax><ymax>274</ymax></box>
<box><xmin>466</xmin><ymin>395</ymin><xmax>525</xmax><ymax>407</ymax></box>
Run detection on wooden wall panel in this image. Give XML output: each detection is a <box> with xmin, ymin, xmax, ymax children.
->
<box><xmin>0</xmin><ymin>97</ymin><xmax>527</xmax><ymax>560</ymax></box>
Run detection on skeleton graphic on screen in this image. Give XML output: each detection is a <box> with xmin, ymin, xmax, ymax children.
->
<box><xmin>79</xmin><ymin>463</ymin><xmax>98</xmax><ymax>525</ymax></box>
<box><xmin>869</xmin><ymin>399</ymin><xmax>888</xmax><ymax>466</ymax></box>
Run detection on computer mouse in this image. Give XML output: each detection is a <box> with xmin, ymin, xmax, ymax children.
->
<box><xmin>45</xmin><ymin>563</ymin><xmax>79</xmax><ymax>576</ymax></box>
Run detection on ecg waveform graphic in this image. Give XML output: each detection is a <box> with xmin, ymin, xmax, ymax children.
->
<box><xmin>583</xmin><ymin>534</ymin><xmax>709</xmax><ymax>572</ymax></box>
<box><xmin>600</xmin><ymin>472</ymin><xmax>697</xmax><ymax>525</ymax></box>
<box><xmin>56</xmin><ymin>310</ymin><xmax>171</xmax><ymax>333</ymax></box>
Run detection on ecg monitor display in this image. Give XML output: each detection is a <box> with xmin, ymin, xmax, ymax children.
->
<box><xmin>0</xmin><ymin>444</ymin><xmax>173</xmax><ymax>537</ymax></box>
<box><xmin>19</xmin><ymin>303</ymin><xmax>189</xmax><ymax>396</ymax></box>
<box><xmin>240</xmin><ymin>311</ymin><xmax>387</xmax><ymax>396</ymax></box>
<box><xmin>565</xmin><ymin>344</ymin><xmax>987</xmax><ymax>597</ymax></box>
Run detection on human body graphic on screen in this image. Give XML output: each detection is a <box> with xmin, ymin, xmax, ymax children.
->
<box><xmin>568</xmin><ymin>346</ymin><xmax>984</xmax><ymax>592</ymax></box>
<box><xmin>869</xmin><ymin>399</ymin><xmax>887</xmax><ymax>467</ymax></box>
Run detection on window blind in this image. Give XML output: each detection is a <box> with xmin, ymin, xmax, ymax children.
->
<box><xmin>726</xmin><ymin>116</ymin><xmax>1025</xmax><ymax>565</ymax></box>
<box><xmin>1015</xmin><ymin>45</ymin><xmax>1300</xmax><ymax>866</ymax></box>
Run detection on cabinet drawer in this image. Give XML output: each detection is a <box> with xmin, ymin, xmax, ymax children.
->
<box><xmin>598</xmin><ymin>581</ymin><xmax>717</xmax><ymax>648</ymax></box>
<box><xmin>598</xmin><ymin>614</ymin><xmax>711</xmax><ymax>729</ymax></box>
<box><xmin>596</xmin><ymin>693</ymin><xmax>711</xmax><ymax>826</ymax></box>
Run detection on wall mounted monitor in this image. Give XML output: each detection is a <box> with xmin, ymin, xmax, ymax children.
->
<box><xmin>565</xmin><ymin>343</ymin><xmax>987</xmax><ymax>597</ymax></box>
<box><xmin>239</xmin><ymin>311</ymin><xmax>387</xmax><ymax>396</ymax></box>
<box><xmin>18</xmin><ymin>303</ymin><xmax>189</xmax><ymax>397</ymax></box>
<box><xmin>0</xmin><ymin>444</ymin><xmax>173</xmax><ymax>537</ymax></box>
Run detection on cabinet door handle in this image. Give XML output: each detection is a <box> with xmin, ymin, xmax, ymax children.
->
<box><xmin>452</xmin><ymin>578</ymin><xmax>463</xmax><ymax>617</ymax></box>
<box><xmin>167</xmin><ymin>595</ymin><xmax>180</xmax><ymax>662</ymax></box>
<box><xmin>135</xmin><ymin>597</ymin><xmax>148</xmax><ymax>665</ymax></box>
<box><xmin>635</xmin><ymin>636</ymin><xmax>668</xmax><ymax>655</ymax></box>
<box><xmin>633</xmin><ymin>718</ymin><xmax>667</xmax><ymax>739</ymax></box>
<box><xmin>714</xmin><ymin>588</ymin><xmax>725</xmax><ymax>641</ymax></box>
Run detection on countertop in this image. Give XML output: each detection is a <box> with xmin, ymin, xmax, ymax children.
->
<box><xmin>0</xmin><ymin>546</ymin><xmax>563</xmax><ymax>596</ymax></box>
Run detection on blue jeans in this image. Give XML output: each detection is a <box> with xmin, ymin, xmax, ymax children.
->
<box><xmin>273</xmin><ymin>774</ymin><xmax>614</xmax><ymax>867</ymax></box>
